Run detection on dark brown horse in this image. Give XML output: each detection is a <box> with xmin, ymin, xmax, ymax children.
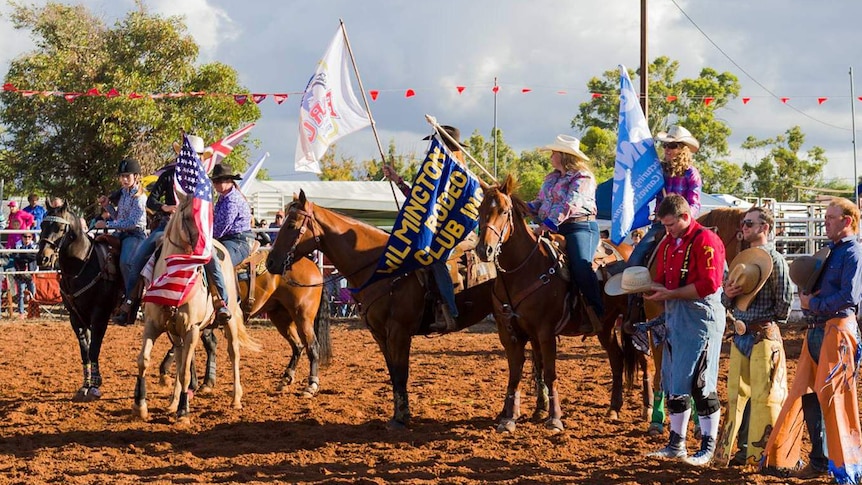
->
<box><xmin>475</xmin><ymin>175</ymin><xmax>641</xmax><ymax>433</ymax></box>
<box><xmin>265</xmin><ymin>191</ymin><xmax>495</xmax><ymax>428</ymax></box>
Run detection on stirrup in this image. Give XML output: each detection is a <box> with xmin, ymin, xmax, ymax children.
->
<box><xmin>215</xmin><ymin>306</ymin><xmax>231</xmax><ymax>326</ymax></box>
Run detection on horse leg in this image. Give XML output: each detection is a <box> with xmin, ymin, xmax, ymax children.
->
<box><xmin>531</xmin><ymin>347</ymin><xmax>549</xmax><ymax>422</ymax></box>
<box><xmin>224</xmin><ymin>317</ymin><xmax>244</xmax><ymax>410</ymax></box>
<box><xmin>83</xmin><ymin>314</ymin><xmax>109</xmax><ymax>402</ymax></box>
<box><xmin>294</xmin><ymin>308</ymin><xmax>321</xmax><ymax>398</ymax></box>
<box><xmin>373</xmin><ymin>323</ymin><xmax>413</xmax><ymax>429</ymax></box>
<box><xmin>133</xmin><ymin>323</ymin><xmax>160</xmax><ymax>421</ymax></box>
<box><xmin>158</xmin><ymin>346</ymin><xmax>175</xmax><ymax>387</ymax></box>
<box><xmin>538</xmin><ymin>334</ymin><xmax>564</xmax><ymax>433</ymax></box>
<box><xmin>71</xmin><ymin>323</ymin><xmax>91</xmax><ymax>402</ymax></box>
<box><xmin>596</xmin><ymin>321</ymin><xmax>624</xmax><ymax>421</ymax></box>
<box><xmin>198</xmin><ymin>327</ymin><xmax>218</xmax><ymax>393</ymax></box>
<box><xmin>166</xmin><ymin>340</ymin><xmax>183</xmax><ymax>414</ymax></box>
<box><xmin>495</xmin><ymin>322</ymin><xmax>526</xmax><ymax>433</ymax></box>
<box><xmin>175</xmin><ymin>325</ymin><xmax>200</xmax><ymax>425</ymax></box>
<box><xmin>271</xmin><ymin>311</ymin><xmax>304</xmax><ymax>392</ymax></box>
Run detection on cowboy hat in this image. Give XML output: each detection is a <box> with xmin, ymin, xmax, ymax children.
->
<box><xmin>540</xmin><ymin>134</ymin><xmax>590</xmax><ymax>162</ymax></box>
<box><xmin>655</xmin><ymin>125</ymin><xmax>700</xmax><ymax>153</ymax></box>
<box><xmin>172</xmin><ymin>134</ymin><xmax>206</xmax><ymax>155</ymax></box>
<box><xmin>605</xmin><ymin>266</ymin><xmax>660</xmax><ymax>296</ymax></box>
<box><xmin>789</xmin><ymin>246</ymin><xmax>830</xmax><ymax>294</ymax></box>
<box><xmin>210</xmin><ymin>164</ymin><xmax>242</xmax><ymax>181</ymax></box>
<box><xmin>423</xmin><ymin>125</ymin><xmax>466</xmax><ymax>151</ymax></box>
<box><xmin>726</xmin><ymin>247</ymin><xmax>774</xmax><ymax>311</ymax></box>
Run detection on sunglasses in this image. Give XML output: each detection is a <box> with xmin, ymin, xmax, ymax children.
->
<box><xmin>664</xmin><ymin>142</ymin><xmax>682</xmax><ymax>149</ymax></box>
<box><xmin>741</xmin><ymin>219</ymin><xmax>762</xmax><ymax>228</ymax></box>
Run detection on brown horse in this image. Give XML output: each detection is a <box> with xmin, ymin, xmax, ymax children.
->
<box><xmin>236</xmin><ymin>249</ymin><xmax>331</xmax><ymax>395</ymax></box>
<box><xmin>265</xmin><ymin>191</ymin><xmax>495</xmax><ymax>428</ymax></box>
<box><xmin>475</xmin><ymin>175</ymin><xmax>641</xmax><ymax>433</ymax></box>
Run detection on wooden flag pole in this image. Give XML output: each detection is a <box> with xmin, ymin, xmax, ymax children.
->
<box><xmin>425</xmin><ymin>114</ymin><xmax>496</xmax><ymax>188</ymax></box>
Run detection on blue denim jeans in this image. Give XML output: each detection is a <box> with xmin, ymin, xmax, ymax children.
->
<box><xmin>16</xmin><ymin>278</ymin><xmax>35</xmax><ymax>314</ymax></box>
<box><xmin>628</xmin><ymin>221</ymin><xmax>664</xmax><ymax>267</ymax></box>
<box><xmin>430</xmin><ymin>261</ymin><xmax>457</xmax><ymax>317</ymax></box>
<box><xmin>557</xmin><ymin>220</ymin><xmax>603</xmax><ymax>315</ymax></box>
<box><xmin>204</xmin><ymin>233</ymin><xmax>252</xmax><ymax>304</ymax></box>
<box><xmin>118</xmin><ymin>230</ymin><xmax>146</xmax><ymax>297</ymax></box>
<box><xmin>127</xmin><ymin>220</ymin><xmax>168</xmax><ymax>298</ymax></box>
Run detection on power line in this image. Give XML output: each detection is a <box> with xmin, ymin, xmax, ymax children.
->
<box><xmin>668</xmin><ymin>0</ymin><xmax>850</xmax><ymax>131</ymax></box>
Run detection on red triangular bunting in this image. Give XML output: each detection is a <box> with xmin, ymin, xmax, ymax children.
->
<box><xmin>105</xmin><ymin>88</ymin><xmax>120</xmax><ymax>98</ymax></box>
<box><xmin>3</xmin><ymin>83</ymin><xmax>16</xmax><ymax>92</ymax></box>
<box><xmin>704</xmin><ymin>97</ymin><xmax>715</xmax><ymax>106</ymax></box>
<box><xmin>86</xmin><ymin>88</ymin><xmax>100</xmax><ymax>96</ymax></box>
<box><xmin>234</xmin><ymin>94</ymin><xmax>248</xmax><ymax>105</ymax></box>
<box><xmin>591</xmin><ymin>93</ymin><xmax>602</xmax><ymax>99</ymax></box>
<box><xmin>858</xmin><ymin>96</ymin><xmax>862</xmax><ymax>102</ymax></box>
<box><xmin>274</xmin><ymin>93</ymin><xmax>288</xmax><ymax>104</ymax></box>
<box><xmin>818</xmin><ymin>97</ymin><xmax>828</xmax><ymax>105</ymax></box>
<box><xmin>128</xmin><ymin>92</ymin><xmax>143</xmax><ymax>99</ymax></box>
<box><xmin>492</xmin><ymin>86</ymin><xmax>499</xmax><ymax>94</ymax></box>
<box><xmin>405</xmin><ymin>89</ymin><xmax>415</xmax><ymax>98</ymax></box>
<box><xmin>369</xmin><ymin>90</ymin><xmax>379</xmax><ymax>101</ymax></box>
<box><xmin>521</xmin><ymin>88</ymin><xmax>532</xmax><ymax>93</ymax></box>
<box><xmin>64</xmin><ymin>93</ymin><xmax>80</xmax><ymax>103</ymax></box>
<box><xmin>456</xmin><ymin>86</ymin><xmax>465</xmax><ymax>94</ymax></box>
<box><xmin>252</xmin><ymin>94</ymin><xmax>267</xmax><ymax>104</ymax></box>
<box><xmin>742</xmin><ymin>97</ymin><xmax>751</xmax><ymax>104</ymax></box>
<box><xmin>781</xmin><ymin>97</ymin><xmax>789</xmax><ymax>104</ymax></box>
<box><xmin>666</xmin><ymin>95</ymin><xmax>677</xmax><ymax>102</ymax></box>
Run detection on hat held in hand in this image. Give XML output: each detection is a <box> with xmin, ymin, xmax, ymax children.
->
<box><xmin>789</xmin><ymin>246</ymin><xmax>830</xmax><ymax>294</ymax></box>
<box><xmin>605</xmin><ymin>266</ymin><xmax>659</xmax><ymax>296</ymax></box>
<box><xmin>726</xmin><ymin>247</ymin><xmax>773</xmax><ymax>311</ymax></box>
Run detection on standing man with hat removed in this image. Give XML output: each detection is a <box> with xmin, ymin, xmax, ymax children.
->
<box><xmin>527</xmin><ymin>133</ymin><xmax>603</xmax><ymax>335</ymax></box>
<box><xmin>206</xmin><ymin>163</ymin><xmax>253</xmax><ymax>326</ymax></box>
<box><xmin>714</xmin><ymin>206</ymin><xmax>791</xmax><ymax>468</ymax></box>
<box><xmin>643</xmin><ymin>193</ymin><xmax>726</xmax><ymax>465</ymax></box>
<box><xmin>382</xmin><ymin>124</ymin><xmax>466</xmax><ymax>333</ymax></box>
<box><xmin>113</xmin><ymin>134</ymin><xmax>206</xmax><ymax>325</ymax></box>
<box><xmin>762</xmin><ymin>197</ymin><xmax>862</xmax><ymax>483</ymax></box>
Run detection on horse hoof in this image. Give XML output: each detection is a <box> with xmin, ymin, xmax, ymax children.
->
<box><xmin>276</xmin><ymin>381</ymin><xmax>289</xmax><ymax>392</ymax></box>
<box><xmin>132</xmin><ymin>403</ymin><xmax>149</xmax><ymax>421</ymax></box>
<box><xmin>158</xmin><ymin>375</ymin><xmax>171</xmax><ymax>387</ymax></box>
<box><xmin>196</xmin><ymin>385</ymin><xmax>213</xmax><ymax>395</ymax></box>
<box><xmin>84</xmin><ymin>387</ymin><xmax>102</xmax><ymax>401</ymax></box>
<box><xmin>302</xmin><ymin>383</ymin><xmax>319</xmax><ymax>398</ymax></box>
<box><xmin>496</xmin><ymin>419</ymin><xmax>517</xmax><ymax>433</ymax></box>
<box><xmin>72</xmin><ymin>387</ymin><xmax>88</xmax><ymax>402</ymax></box>
<box><xmin>386</xmin><ymin>418</ymin><xmax>409</xmax><ymax>431</ymax></box>
<box><xmin>606</xmin><ymin>409</ymin><xmax>620</xmax><ymax>421</ymax></box>
<box><xmin>544</xmin><ymin>418</ymin><xmax>564</xmax><ymax>433</ymax></box>
<box><xmin>175</xmin><ymin>416</ymin><xmax>191</xmax><ymax>427</ymax></box>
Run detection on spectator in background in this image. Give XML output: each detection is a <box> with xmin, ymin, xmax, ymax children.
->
<box><xmin>269</xmin><ymin>210</ymin><xmax>284</xmax><ymax>243</ymax></box>
<box><xmin>6</xmin><ymin>201</ymin><xmax>34</xmax><ymax>250</ymax></box>
<box><xmin>12</xmin><ymin>232</ymin><xmax>37</xmax><ymax>318</ymax></box>
<box><xmin>630</xmin><ymin>229</ymin><xmax>644</xmax><ymax>246</ymax></box>
<box><xmin>23</xmin><ymin>194</ymin><xmax>46</xmax><ymax>230</ymax></box>
<box><xmin>89</xmin><ymin>208</ymin><xmax>111</xmax><ymax>231</ymax></box>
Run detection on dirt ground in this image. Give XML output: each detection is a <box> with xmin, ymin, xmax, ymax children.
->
<box><xmin>0</xmin><ymin>316</ymin><xmax>837</xmax><ymax>484</ymax></box>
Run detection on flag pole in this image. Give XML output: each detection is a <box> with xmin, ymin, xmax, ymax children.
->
<box><xmin>425</xmin><ymin>114</ymin><xmax>496</xmax><ymax>186</ymax></box>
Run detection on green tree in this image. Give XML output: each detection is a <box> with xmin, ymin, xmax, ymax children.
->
<box><xmin>318</xmin><ymin>144</ymin><xmax>358</xmax><ymax>181</ymax></box>
<box><xmin>511</xmin><ymin>149</ymin><xmax>552</xmax><ymax>202</ymax></box>
<box><xmin>572</xmin><ymin>57</ymin><xmax>742</xmax><ymax>193</ymax></box>
<box><xmin>360</xmin><ymin>139</ymin><xmax>419</xmax><ymax>183</ymax></box>
<box><xmin>464</xmin><ymin>129</ymin><xmax>516</xmax><ymax>181</ymax></box>
<box><xmin>740</xmin><ymin>126</ymin><xmax>828</xmax><ymax>201</ymax></box>
<box><xmin>0</xmin><ymin>2</ymin><xmax>259</xmax><ymax>209</ymax></box>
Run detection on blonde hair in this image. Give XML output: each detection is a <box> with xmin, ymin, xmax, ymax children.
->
<box><xmin>663</xmin><ymin>146</ymin><xmax>694</xmax><ymax>177</ymax></box>
<box><xmin>559</xmin><ymin>152</ymin><xmax>591</xmax><ymax>175</ymax></box>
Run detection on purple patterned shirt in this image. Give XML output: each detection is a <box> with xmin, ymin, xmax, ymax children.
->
<box><xmin>656</xmin><ymin>165</ymin><xmax>702</xmax><ymax>217</ymax></box>
<box><xmin>212</xmin><ymin>186</ymin><xmax>252</xmax><ymax>239</ymax></box>
<box><xmin>529</xmin><ymin>169</ymin><xmax>597</xmax><ymax>229</ymax></box>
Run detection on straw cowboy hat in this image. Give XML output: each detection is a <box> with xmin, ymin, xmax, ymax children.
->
<box><xmin>210</xmin><ymin>163</ymin><xmax>242</xmax><ymax>181</ymax></box>
<box><xmin>655</xmin><ymin>125</ymin><xmax>700</xmax><ymax>153</ymax></box>
<box><xmin>789</xmin><ymin>246</ymin><xmax>830</xmax><ymax>294</ymax></box>
<box><xmin>172</xmin><ymin>134</ymin><xmax>206</xmax><ymax>155</ymax></box>
<box><xmin>726</xmin><ymin>248</ymin><xmax>774</xmax><ymax>312</ymax></box>
<box><xmin>540</xmin><ymin>134</ymin><xmax>590</xmax><ymax>162</ymax></box>
<box><xmin>423</xmin><ymin>125</ymin><xmax>466</xmax><ymax>151</ymax></box>
<box><xmin>605</xmin><ymin>266</ymin><xmax>659</xmax><ymax>296</ymax></box>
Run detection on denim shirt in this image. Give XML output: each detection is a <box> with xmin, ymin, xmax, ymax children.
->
<box><xmin>807</xmin><ymin>235</ymin><xmax>862</xmax><ymax>323</ymax></box>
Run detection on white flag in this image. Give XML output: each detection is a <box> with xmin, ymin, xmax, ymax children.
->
<box><xmin>239</xmin><ymin>152</ymin><xmax>269</xmax><ymax>194</ymax></box>
<box><xmin>294</xmin><ymin>28</ymin><xmax>370</xmax><ymax>173</ymax></box>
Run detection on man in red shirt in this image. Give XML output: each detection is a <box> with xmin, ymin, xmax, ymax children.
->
<box><xmin>644</xmin><ymin>194</ymin><xmax>727</xmax><ymax>466</ymax></box>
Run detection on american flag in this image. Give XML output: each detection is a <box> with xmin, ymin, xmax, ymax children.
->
<box><xmin>143</xmin><ymin>135</ymin><xmax>214</xmax><ymax>306</ymax></box>
<box><xmin>202</xmin><ymin>123</ymin><xmax>255</xmax><ymax>173</ymax></box>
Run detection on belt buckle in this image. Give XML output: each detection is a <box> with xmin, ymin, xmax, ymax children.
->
<box><xmin>733</xmin><ymin>319</ymin><xmax>747</xmax><ymax>336</ymax></box>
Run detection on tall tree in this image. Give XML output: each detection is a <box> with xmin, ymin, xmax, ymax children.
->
<box><xmin>317</xmin><ymin>144</ymin><xmax>358</xmax><ymax>181</ymax></box>
<box><xmin>741</xmin><ymin>126</ymin><xmax>828</xmax><ymax>201</ymax></box>
<box><xmin>0</xmin><ymin>2</ymin><xmax>259</xmax><ymax>209</ymax></box>
<box><xmin>572</xmin><ymin>57</ymin><xmax>741</xmax><ymax>193</ymax></box>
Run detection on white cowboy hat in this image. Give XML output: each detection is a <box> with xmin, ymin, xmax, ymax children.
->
<box><xmin>540</xmin><ymin>134</ymin><xmax>590</xmax><ymax>162</ymax></box>
<box><xmin>726</xmin><ymin>247</ymin><xmax>774</xmax><ymax>312</ymax></box>
<box><xmin>789</xmin><ymin>246</ymin><xmax>830</xmax><ymax>294</ymax></box>
<box><xmin>187</xmin><ymin>134</ymin><xmax>205</xmax><ymax>154</ymax></box>
<box><xmin>604</xmin><ymin>266</ymin><xmax>660</xmax><ymax>296</ymax></box>
<box><xmin>655</xmin><ymin>125</ymin><xmax>700</xmax><ymax>153</ymax></box>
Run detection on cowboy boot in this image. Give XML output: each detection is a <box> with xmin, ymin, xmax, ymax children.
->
<box><xmin>685</xmin><ymin>435</ymin><xmax>717</xmax><ymax>466</ymax></box>
<box><xmin>214</xmin><ymin>299</ymin><xmax>231</xmax><ymax>327</ymax></box>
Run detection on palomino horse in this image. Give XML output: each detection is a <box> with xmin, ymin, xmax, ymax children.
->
<box><xmin>133</xmin><ymin>194</ymin><xmax>261</xmax><ymax>424</ymax></box>
<box><xmin>475</xmin><ymin>175</ymin><xmax>641</xmax><ymax>432</ymax></box>
<box><xmin>157</xmin><ymin>251</ymin><xmax>331</xmax><ymax>397</ymax></box>
<box><xmin>37</xmin><ymin>203</ymin><xmax>123</xmax><ymax>401</ymax></box>
<box><xmin>266</xmin><ymin>191</ymin><xmax>496</xmax><ymax>428</ymax></box>
<box><xmin>628</xmin><ymin>206</ymin><xmax>748</xmax><ymax>434</ymax></box>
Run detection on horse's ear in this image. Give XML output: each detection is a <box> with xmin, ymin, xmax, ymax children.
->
<box><xmin>502</xmin><ymin>174</ymin><xmax>516</xmax><ymax>195</ymax></box>
<box><xmin>298</xmin><ymin>190</ymin><xmax>307</xmax><ymax>206</ymax></box>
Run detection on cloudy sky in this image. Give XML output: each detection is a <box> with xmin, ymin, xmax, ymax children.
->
<box><xmin>2</xmin><ymin>0</ymin><xmax>861</xmax><ymax>187</ymax></box>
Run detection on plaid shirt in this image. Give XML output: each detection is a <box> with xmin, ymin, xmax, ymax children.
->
<box><xmin>722</xmin><ymin>244</ymin><xmax>792</xmax><ymax>324</ymax></box>
<box><xmin>655</xmin><ymin>165</ymin><xmax>702</xmax><ymax>217</ymax></box>
<box><xmin>529</xmin><ymin>169</ymin><xmax>597</xmax><ymax>230</ymax></box>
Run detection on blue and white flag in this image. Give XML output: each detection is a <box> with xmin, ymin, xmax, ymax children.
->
<box><xmin>361</xmin><ymin>137</ymin><xmax>483</xmax><ymax>289</ymax></box>
<box><xmin>238</xmin><ymin>152</ymin><xmax>269</xmax><ymax>194</ymax></box>
<box><xmin>611</xmin><ymin>65</ymin><xmax>664</xmax><ymax>245</ymax></box>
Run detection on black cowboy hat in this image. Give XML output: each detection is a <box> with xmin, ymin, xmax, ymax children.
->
<box><xmin>210</xmin><ymin>163</ymin><xmax>242</xmax><ymax>181</ymax></box>
<box><xmin>423</xmin><ymin>125</ymin><xmax>466</xmax><ymax>151</ymax></box>
<box><xmin>117</xmin><ymin>158</ymin><xmax>142</xmax><ymax>175</ymax></box>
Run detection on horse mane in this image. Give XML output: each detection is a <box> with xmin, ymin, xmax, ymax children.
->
<box><xmin>488</xmin><ymin>174</ymin><xmax>532</xmax><ymax>224</ymax></box>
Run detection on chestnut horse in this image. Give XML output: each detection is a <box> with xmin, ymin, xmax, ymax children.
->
<box><xmin>37</xmin><ymin>204</ymin><xmax>123</xmax><ymax>402</ymax></box>
<box><xmin>133</xmin><ymin>193</ymin><xmax>261</xmax><ymax>424</ymax></box>
<box><xmin>265</xmin><ymin>191</ymin><xmax>496</xmax><ymax>428</ymax></box>
<box><xmin>475</xmin><ymin>175</ymin><xmax>641</xmax><ymax>433</ymax></box>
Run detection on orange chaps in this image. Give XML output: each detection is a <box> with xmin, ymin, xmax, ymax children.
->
<box><xmin>761</xmin><ymin>315</ymin><xmax>862</xmax><ymax>483</ymax></box>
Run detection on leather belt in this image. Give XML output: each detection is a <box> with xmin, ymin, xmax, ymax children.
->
<box><xmin>565</xmin><ymin>215</ymin><xmax>596</xmax><ymax>223</ymax></box>
<box><xmin>734</xmin><ymin>319</ymin><xmax>775</xmax><ymax>336</ymax></box>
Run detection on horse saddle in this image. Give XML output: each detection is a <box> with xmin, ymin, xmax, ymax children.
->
<box><xmin>92</xmin><ymin>234</ymin><xmax>120</xmax><ymax>282</ymax></box>
<box><xmin>448</xmin><ymin>232</ymin><xmax>497</xmax><ymax>293</ymax></box>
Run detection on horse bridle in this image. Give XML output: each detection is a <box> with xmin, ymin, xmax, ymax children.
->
<box><xmin>279</xmin><ymin>203</ymin><xmax>321</xmax><ymax>274</ymax></box>
<box><xmin>39</xmin><ymin>214</ymin><xmax>74</xmax><ymax>266</ymax></box>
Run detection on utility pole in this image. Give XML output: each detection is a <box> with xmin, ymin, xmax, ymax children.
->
<box><xmin>640</xmin><ymin>0</ymin><xmax>649</xmax><ymax>119</ymax></box>
<box><xmin>851</xmin><ymin>67</ymin><xmax>859</xmax><ymax>210</ymax></box>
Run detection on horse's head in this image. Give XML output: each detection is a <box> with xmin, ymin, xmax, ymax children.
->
<box><xmin>266</xmin><ymin>190</ymin><xmax>319</xmax><ymax>275</ymax></box>
<box><xmin>37</xmin><ymin>203</ymin><xmax>76</xmax><ymax>269</ymax></box>
<box><xmin>476</xmin><ymin>174</ymin><xmax>519</xmax><ymax>263</ymax></box>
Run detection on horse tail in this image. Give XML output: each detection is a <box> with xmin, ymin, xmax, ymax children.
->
<box><xmin>620</xmin><ymin>329</ymin><xmax>640</xmax><ymax>390</ymax></box>
<box><xmin>315</xmin><ymin>287</ymin><xmax>333</xmax><ymax>368</ymax></box>
<box><xmin>233</xmin><ymin>316</ymin><xmax>263</xmax><ymax>353</ymax></box>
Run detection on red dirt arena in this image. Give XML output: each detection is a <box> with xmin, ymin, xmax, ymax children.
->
<box><xmin>0</xmin><ymin>317</ymin><xmax>835</xmax><ymax>484</ymax></box>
